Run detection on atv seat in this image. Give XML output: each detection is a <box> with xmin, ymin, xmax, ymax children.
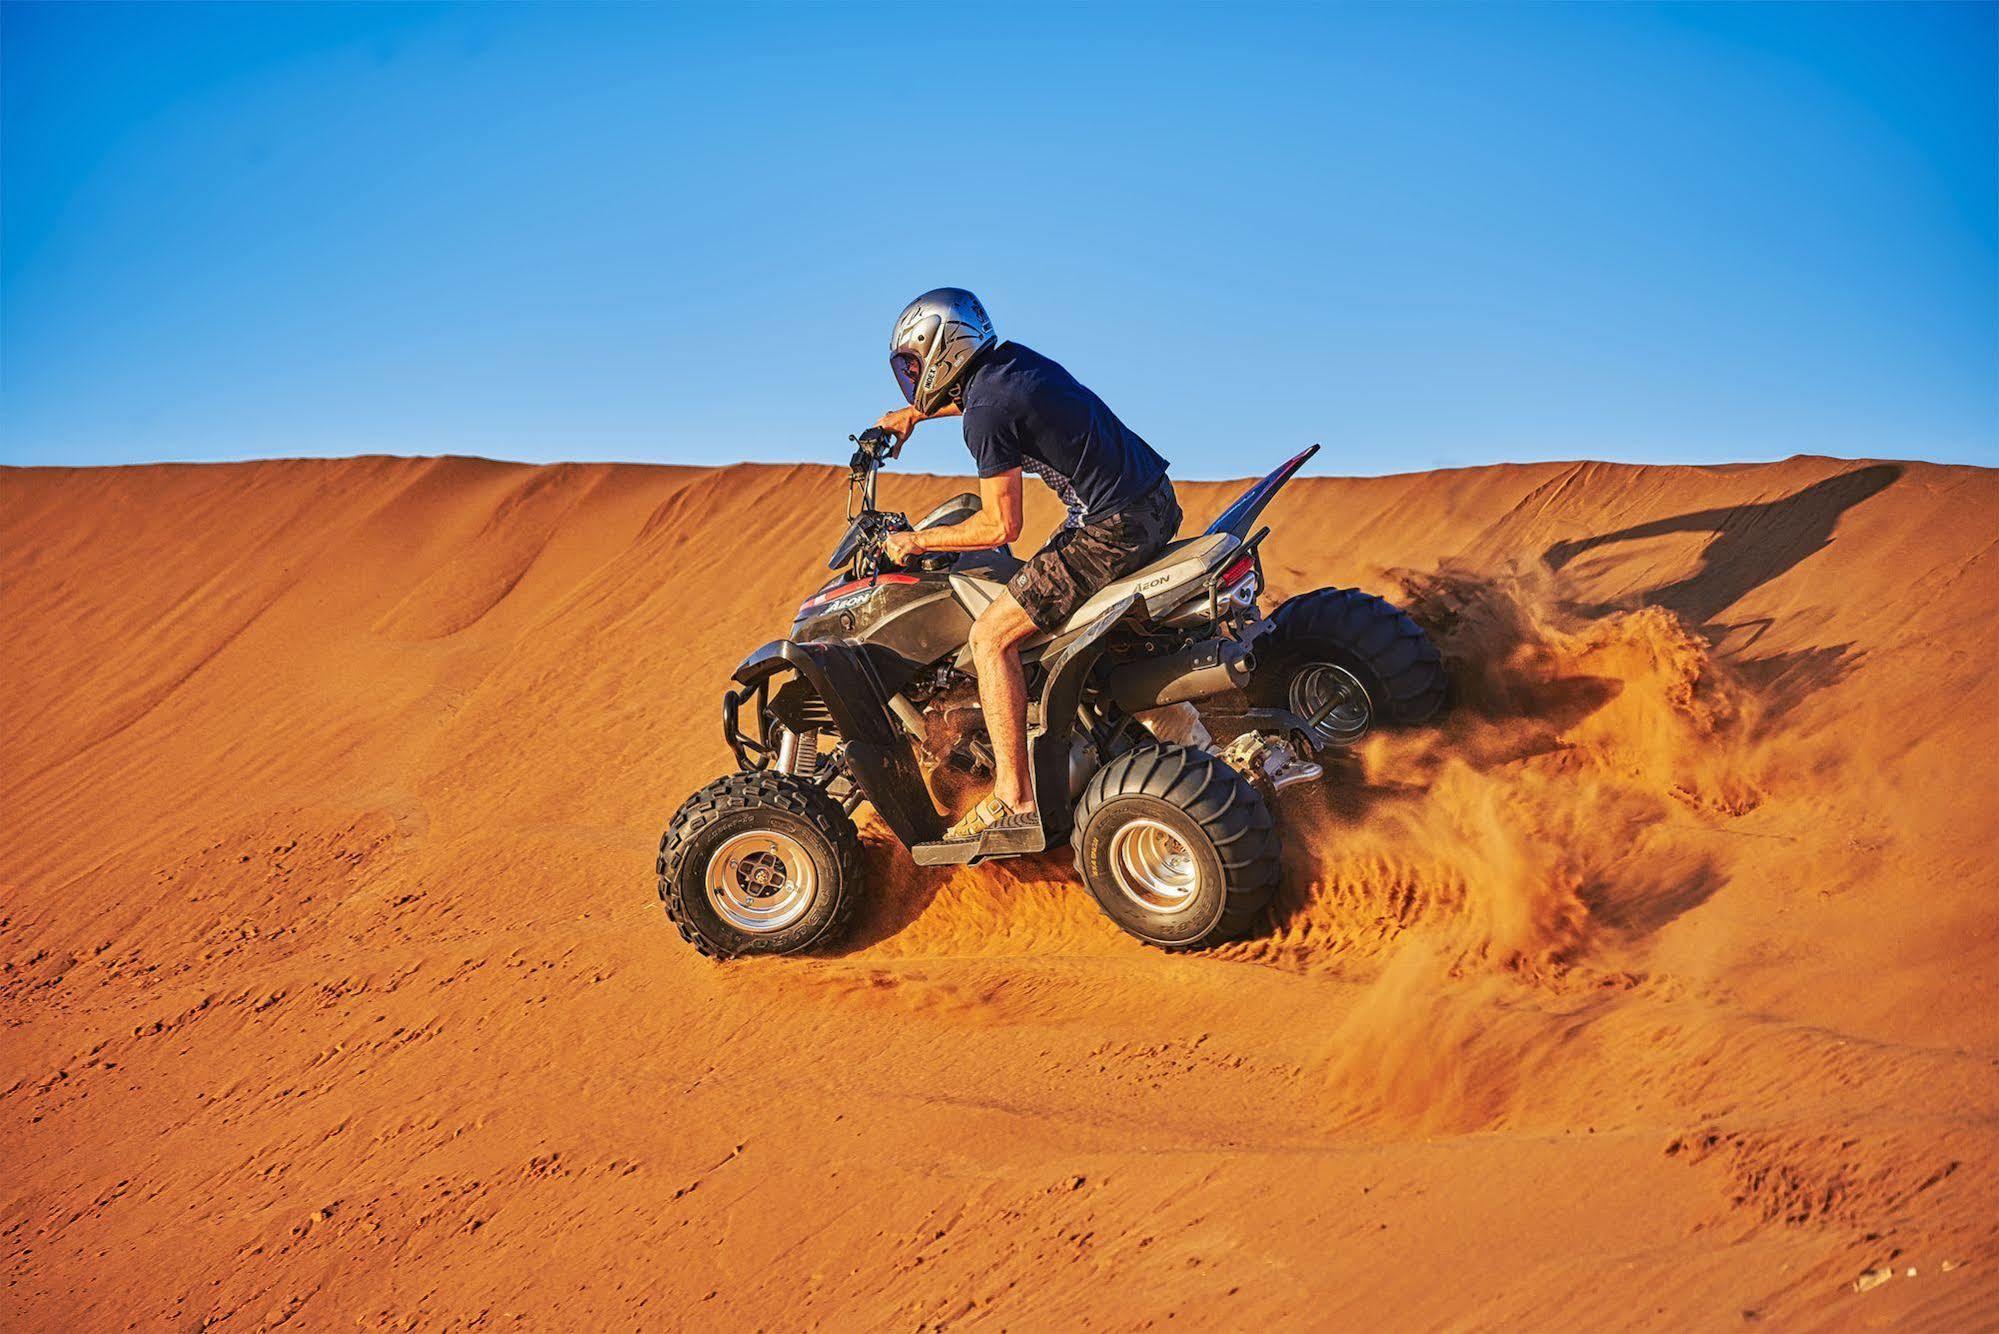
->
<box><xmin>950</xmin><ymin>532</ymin><xmax>1238</xmax><ymax>641</ymax></box>
<box><xmin>951</xmin><ymin>548</ymin><xmax>1022</xmax><ymax>584</ymax></box>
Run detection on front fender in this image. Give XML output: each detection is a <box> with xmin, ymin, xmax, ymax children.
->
<box><xmin>729</xmin><ymin>638</ymin><xmax>942</xmax><ymax>847</ymax></box>
<box><xmin>732</xmin><ymin>639</ymin><xmax>794</xmax><ymax>691</ymax></box>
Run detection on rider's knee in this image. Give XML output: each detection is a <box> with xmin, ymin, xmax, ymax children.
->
<box><xmin>969</xmin><ymin>606</ymin><xmax>1021</xmax><ymax>659</ymax></box>
<box><xmin>968</xmin><ymin>613</ymin><xmax>1002</xmax><ymax>658</ymax></box>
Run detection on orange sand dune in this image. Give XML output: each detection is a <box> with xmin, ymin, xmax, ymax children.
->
<box><xmin>3</xmin><ymin>453</ymin><xmax>1995</xmax><ymax>1329</ymax></box>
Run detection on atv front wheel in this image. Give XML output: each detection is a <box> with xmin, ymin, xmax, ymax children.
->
<box><xmin>657</xmin><ymin>772</ymin><xmax>860</xmax><ymax>959</ymax></box>
<box><xmin>1247</xmin><ymin>588</ymin><xmax>1447</xmax><ymax>745</ymax></box>
<box><xmin>1071</xmin><ymin>744</ymin><xmax>1279</xmax><ymax>950</ymax></box>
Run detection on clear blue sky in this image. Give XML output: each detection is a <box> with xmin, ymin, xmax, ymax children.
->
<box><xmin>3</xmin><ymin>2</ymin><xmax>1993</xmax><ymax>476</ymax></box>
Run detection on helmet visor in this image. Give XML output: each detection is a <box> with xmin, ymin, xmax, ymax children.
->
<box><xmin>891</xmin><ymin>351</ymin><xmax>923</xmax><ymax>406</ymax></box>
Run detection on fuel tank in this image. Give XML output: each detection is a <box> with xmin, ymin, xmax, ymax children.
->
<box><xmin>792</xmin><ymin>570</ymin><xmax>973</xmax><ymax>665</ymax></box>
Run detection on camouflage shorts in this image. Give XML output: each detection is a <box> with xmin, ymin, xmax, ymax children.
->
<box><xmin>1008</xmin><ymin>479</ymin><xmax>1183</xmax><ymax>633</ymax></box>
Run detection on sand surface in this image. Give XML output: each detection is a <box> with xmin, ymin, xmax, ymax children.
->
<box><xmin>3</xmin><ymin>453</ymin><xmax>1996</xmax><ymax>1329</ymax></box>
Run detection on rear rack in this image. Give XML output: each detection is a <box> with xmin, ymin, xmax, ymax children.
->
<box><xmin>1201</xmin><ymin>525</ymin><xmax>1270</xmax><ymax>624</ymax></box>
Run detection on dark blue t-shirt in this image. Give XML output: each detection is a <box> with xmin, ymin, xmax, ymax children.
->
<box><xmin>959</xmin><ymin>341</ymin><xmax>1169</xmax><ymax>526</ymax></box>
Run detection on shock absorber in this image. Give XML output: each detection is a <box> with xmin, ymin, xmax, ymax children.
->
<box><xmin>774</xmin><ymin>727</ymin><xmax>820</xmax><ymax>777</ymax></box>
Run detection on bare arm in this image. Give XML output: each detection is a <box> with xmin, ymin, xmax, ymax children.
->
<box><xmin>874</xmin><ymin>401</ymin><xmax>963</xmax><ymax>443</ymax></box>
<box><xmin>884</xmin><ymin>470</ymin><xmax>1023</xmax><ymax>562</ymax></box>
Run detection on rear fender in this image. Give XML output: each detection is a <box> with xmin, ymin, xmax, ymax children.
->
<box><xmin>731</xmin><ymin>639</ymin><xmax>943</xmax><ymax>847</ymax></box>
<box><xmin>1204</xmin><ymin>444</ymin><xmax>1320</xmax><ymax>539</ymax></box>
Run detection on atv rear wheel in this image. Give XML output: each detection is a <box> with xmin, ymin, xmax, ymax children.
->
<box><xmin>657</xmin><ymin>772</ymin><xmax>860</xmax><ymax>959</ymax></box>
<box><xmin>1071</xmin><ymin>744</ymin><xmax>1279</xmax><ymax>949</ymax></box>
<box><xmin>1247</xmin><ymin>588</ymin><xmax>1447</xmax><ymax>745</ymax></box>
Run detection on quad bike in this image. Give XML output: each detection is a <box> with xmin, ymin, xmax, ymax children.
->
<box><xmin>656</xmin><ymin>430</ymin><xmax>1447</xmax><ymax>957</ymax></box>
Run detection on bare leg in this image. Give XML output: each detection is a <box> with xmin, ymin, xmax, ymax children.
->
<box><xmin>968</xmin><ymin>591</ymin><xmax>1040</xmax><ymax>814</ymax></box>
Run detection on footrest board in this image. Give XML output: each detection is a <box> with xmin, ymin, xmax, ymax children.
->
<box><xmin>910</xmin><ymin>821</ymin><xmax>1050</xmax><ymax>867</ymax></box>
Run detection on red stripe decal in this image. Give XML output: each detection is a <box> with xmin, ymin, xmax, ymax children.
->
<box><xmin>800</xmin><ymin>573</ymin><xmax>921</xmax><ymax>611</ymax></box>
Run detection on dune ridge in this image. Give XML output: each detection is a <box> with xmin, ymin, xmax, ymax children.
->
<box><xmin>2</xmin><ymin>452</ymin><xmax>1995</xmax><ymax>1328</ymax></box>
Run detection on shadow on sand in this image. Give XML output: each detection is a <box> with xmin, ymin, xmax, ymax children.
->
<box><xmin>1541</xmin><ymin>463</ymin><xmax>1903</xmax><ymax>718</ymax></box>
<box><xmin>1541</xmin><ymin>463</ymin><xmax>1903</xmax><ymax>635</ymax></box>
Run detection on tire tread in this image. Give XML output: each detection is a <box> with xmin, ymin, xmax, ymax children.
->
<box><xmin>1071</xmin><ymin>744</ymin><xmax>1280</xmax><ymax>951</ymax></box>
<box><xmin>656</xmin><ymin>771</ymin><xmax>860</xmax><ymax>959</ymax></box>
<box><xmin>1254</xmin><ymin>588</ymin><xmax>1448</xmax><ymax>729</ymax></box>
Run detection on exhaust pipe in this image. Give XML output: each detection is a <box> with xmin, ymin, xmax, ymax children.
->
<box><xmin>1108</xmin><ymin>637</ymin><xmax>1256</xmax><ymax>713</ymax></box>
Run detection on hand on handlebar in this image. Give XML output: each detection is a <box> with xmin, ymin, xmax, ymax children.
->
<box><xmin>882</xmin><ymin>529</ymin><xmax>924</xmax><ymax>566</ymax></box>
<box><xmin>874</xmin><ymin>406</ymin><xmax>925</xmax><ymax>446</ymax></box>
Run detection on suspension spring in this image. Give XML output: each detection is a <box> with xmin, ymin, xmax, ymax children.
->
<box><xmin>775</xmin><ymin>727</ymin><xmax>821</xmax><ymax>777</ymax></box>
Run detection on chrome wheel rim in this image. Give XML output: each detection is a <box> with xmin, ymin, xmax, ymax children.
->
<box><xmin>1107</xmin><ymin>818</ymin><xmax>1202</xmax><ymax>916</ymax></box>
<box><xmin>704</xmin><ymin>831</ymin><xmax>817</xmax><ymax>933</ymax></box>
<box><xmin>1290</xmin><ymin>662</ymin><xmax>1374</xmax><ymax>746</ymax></box>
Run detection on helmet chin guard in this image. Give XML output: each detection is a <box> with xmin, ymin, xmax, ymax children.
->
<box><xmin>890</xmin><ymin>288</ymin><xmax>996</xmax><ymax>415</ymax></box>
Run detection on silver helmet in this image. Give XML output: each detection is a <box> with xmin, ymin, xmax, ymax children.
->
<box><xmin>890</xmin><ymin>287</ymin><xmax>996</xmax><ymax>416</ymax></box>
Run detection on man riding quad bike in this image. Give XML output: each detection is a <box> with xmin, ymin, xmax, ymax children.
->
<box><xmin>656</xmin><ymin>289</ymin><xmax>1448</xmax><ymax>957</ymax></box>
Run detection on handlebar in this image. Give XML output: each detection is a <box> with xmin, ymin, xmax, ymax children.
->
<box><xmin>839</xmin><ymin>426</ymin><xmax>904</xmax><ymax>570</ymax></box>
<box><xmin>833</xmin><ymin>425</ymin><xmax>953</xmax><ymax>577</ymax></box>
<box><xmin>848</xmin><ymin>426</ymin><xmax>901</xmax><ymax>478</ymax></box>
